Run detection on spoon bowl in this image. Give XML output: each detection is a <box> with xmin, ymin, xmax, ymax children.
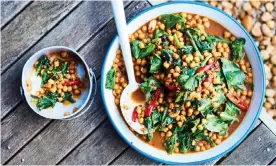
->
<box><xmin>111</xmin><ymin>0</ymin><xmax>147</xmax><ymax>134</ymax></box>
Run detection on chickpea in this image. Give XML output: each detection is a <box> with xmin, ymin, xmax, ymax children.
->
<box><xmin>64</xmin><ymin>112</ymin><xmax>70</xmax><ymax>116</ymax></box>
<box><xmin>57</xmin><ymin>84</ymin><xmax>63</xmax><ymax>89</ymax></box>
<box><xmin>58</xmin><ymin>97</ymin><xmax>63</xmax><ymax>102</ymax></box>
<box><xmin>141</xmin><ymin>59</ymin><xmax>147</xmax><ymax>66</ymax></box>
<box><xmin>177</xmin><ymin>121</ymin><xmax>183</xmax><ymax>127</ymax></box>
<box><xmin>142</xmin><ymin>25</ymin><xmax>147</xmax><ymax>32</ymax></box>
<box><xmin>138</xmin><ymin>118</ymin><xmax>144</xmax><ymax>124</ymax></box>
<box><xmin>197</xmin><ymin>124</ymin><xmax>203</xmax><ymax>130</ymax></box>
<box><xmin>166</xmin><ymin>131</ymin><xmax>172</xmax><ymax>137</ymax></box>
<box><xmin>194</xmin><ymin>57</ymin><xmax>200</xmax><ymax>63</ymax></box>
<box><xmin>163</xmin><ymin>62</ymin><xmax>170</xmax><ymax>69</ymax></box>
<box><xmin>35</xmin><ymin>91</ymin><xmax>40</xmax><ymax>96</ymax></box>
<box><xmin>139</xmin><ymin>42</ymin><xmax>145</xmax><ymax>49</ymax></box>
<box><xmin>50</xmin><ymin>86</ymin><xmax>57</xmax><ymax>93</ymax></box>
<box><xmin>61</xmin><ymin>51</ymin><xmax>68</xmax><ymax>58</ymax></box>
<box><xmin>54</xmin><ymin>61</ymin><xmax>59</xmax><ymax>67</ymax></box>
<box><xmin>174</xmin><ymin>147</ymin><xmax>179</xmax><ymax>153</ymax></box>
<box><xmin>161</xmin><ymin>132</ymin><xmax>165</xmax><ymax>137</ymax></box>
<box><xmin>185</xmin><ymin>101</ymin><xmax>191</xmax><ymax>108</ymax></box>
<box><xmin>215</xmin><ymin>139</ymin><xmax>221</xmax><ymax>145</ymax></box>
<box><xmin>195</xmin><ymin>146</ymin><xmax>200</xmax><ymax>152</ymax></box>
<box><xmin>73</xmin><ymin>89</ymin><xmax>81</xmax><ymax>95</ymax></box>
<box><xmin>173</xmin><ymin>53</ymin><xmax>179</xmax><ymax>60</ymax></box>
<box><xmin>224</xmin><ymin>31</ymin><xmax>231</xmax><ymax>38</ymax></box>
<box><xmin>159</xmin><ymin>24</ymin><xmax>165</xmax><ymax>30</ymax></box>
<box><xmin>201</xmin><ymin>146</ymin><xmax>206</xmax><ymax>151</ymax></box>
<box><xmin>168</xmin><ymin>35</ymin><xmax>173</xmax><ymax>41</ymax></box>
<box><xmin>57</xmin><ymin>89</ymin><xmax>62</xmax><ymax>94</ymax></box>
<box><xmin>67</xmin><ymin>86</ymin><xmax>72</xmax><ymax>92</ymax></box>
<box><xmin>138</xmin><ymin>33</ymin><xmax>145</xmax><ymax>40</ymax></box>
<box><xmin>168</xmin><ymin>124</ymin><xmax>173</xmax><ymax>129</ymax></box>
<box><xmin>26</xmin><ymin>79</ymin><xmax>32</xmax><ymax>86</ymax></box>
<box><xmin>211</xmin><ymin>135</ymin><xmax>217</xmax><ymax>140</ymax></box>
<box><xmin>40</xmin><ymin>89</ymin><xmax>45</xmax><ymax>94</ymax></box>
<box><xmin>48</xmin><ymin>79</ymin><xmax>54</xmax><ymax>85</ymax></box>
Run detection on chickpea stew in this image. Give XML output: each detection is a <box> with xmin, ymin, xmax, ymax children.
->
<box><xmin>26</xmin><ymin>51</ymin><xmax>87</xmax><ymax>115</ymax></box>
<box><xmin>105</xmin><ymin>13</ymin><xmax>254</xmax><ymax>154</ymax></box>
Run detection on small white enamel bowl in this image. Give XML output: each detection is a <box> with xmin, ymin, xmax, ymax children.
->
<box><xmin>21</xmin><ymin>46</ymin><xmax>96</xmax><ymax>120</ymax></box>
<box><xmin>101</xmin><ymin>2</ymin><xmax>265</xmax><ymax>164</ymax></box>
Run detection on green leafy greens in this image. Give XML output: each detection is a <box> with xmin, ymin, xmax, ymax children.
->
<box><xmin>105</xmin><ymin>68</ymin><xmax>116</xmax><ymax>90</ymax></box>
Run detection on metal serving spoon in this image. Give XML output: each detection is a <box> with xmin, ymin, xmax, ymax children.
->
<box><xmin>111</xmin><ymin>0</ymin><xmax>147</xmax><ymax>134</ymax></box>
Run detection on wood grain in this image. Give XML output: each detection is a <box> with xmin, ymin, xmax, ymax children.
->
<box><xmin>111</xmin><ymin>147</ymin><xmax>160</xmax><ymax>165</ymax></box>
<box><xmin>219</xmin><ymin>123</ymin><xmax>276</xmax><ymax>165</ymax></box>
<box><xmin>1</xmin><ymin>102</ymin><xmax>51</xmax><ymax>164</ymax></box>
<box><xmin>58</xmin><ymin>121</ymin><xmax>128</xmax><ymax>165</ymax></box>
<box><xmin>3</xmin><ymin>1</ymin><xmax>150</xmax><ymax>165</ymax></box>
<box><xmin>6</xmin><ymin>80</ymin><xmax>106</xmax><ymax>165</ymax></box>
<box><xmin>1</xmin><ymin>1</ymin><xmax>31</xmax><ymax>27</ymax></box>
<box><xmin>0</xmin><ymin>1</ymin><xmax>130</xmax><ymax>119</ymax></box>
<box><xmin>1</xmin><ymin>1</ymin><xmax>81</xmax><ymax>72</ymax></box>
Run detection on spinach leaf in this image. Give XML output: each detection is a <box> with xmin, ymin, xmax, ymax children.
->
<box><xmin>36</xmin><ymin>93</ymin><xmax>58</xmax><ymax>110</ymax></box>
<box><xmin>61</xmin><ymin>61</ymin><xmax>69</xmax><ymax>75</ymax></box>
<box><xmin>131</xmin><ymin>40</ymin><xmax>156</xmax><ymax>59</ymax></box>
<box><xmin>150</xmin><ymin>54</ymin><xmax>162</xmax><ymax>73</ymax></box>
<box><xmin>145</xmin><ymin>116</ymin><xmax>154</xmax><ymax>140</ymax></box>
<box><xmin>152</xmin><ymin>29</ymin><xmax>168</xmax><ymax>43</ymax></box>
<box><xmin>159</xmin><ymin>108</ymin><xmax>174</xmax><ymax>131</ymax></box>
<box><xmin>191</xmin><ymin>118</ymin><xmax>200</xmax><ymax>133</ymax></box>
<box><xmin>220</xmin><ymin>101</ymin><xmax>241</xmax><ymax>123</ymax></box>
<box><xmin>161</xmin><ymin>49</ymin><xmax>173</xmax><ymax>61</ymax></box>
<box><xmin>173</xmin><ymin>34</ymin><xmax>183</xmax><ymax>48</ymax></box>
<box><xmin>183</xmin><ymin>73</ymin><xmax>204</xmax><ymax>91</ymax></box>
<box><xmin>140</xmin><ymin>77</ymin><xmax>160</xmax><ymax>93</ymax></box>
<box><xmin>145</xmin><ymin>109</ymin><xmax>161</xmax><ymax>140</ymax></box>
<box><xmin>231</xmin><ymin>38</ymin><xmax>246</xmax><ymax>60</ymax></box>
<box><xmin>206</xmin><ymin>114</ymin><xmax>228</xmax><ymax>136</ymax></box>
<box><xmin>211</xmin><ymin>90</ymin><xmax>226</xmax><ymax>110</ymax></box>
<box><xmin>140</xmin><ymin>77</ymin><xmax>160</xmax><ymax>101</ymax></box>
<box><xmin>105</xmin><ymin>68</ymin><xmax>116</xmax><ymax>90</ymax></box>
<box><xmin>41</xmin><ymin>68</ymin><xmax>51</xmax><ymax>85</ymax></box>
<box><xmin>205</xmin><ymin>35</ymin><xmax>231</xmax><ymax>44</ymax></box>
<box><xmin>164</xmin><ymin>131</ymin><xmax>178</xmax><ymax>154</ymax></box>
<box><xmin>160</xmin><ymin>14</ymin><xmax>185</xmax><ymax>29</ymax></box>
<box><xmin>216</xmin><ymin>69</ymin><xmax>226</xmax><ymax>84</ymax></box>
<box><xmin>193</xmin><ymin>130</ymin><xmax>215</xmax><ymax>146</ymax></box>
<box><xmin>198</xmin><ymin>99</ymin><xmax>212</xmax><ymax>117</ymax></box>
<box><xmin>221</xmin><ymin>58</ymin><xmax>245</xmax><ymax>90</ymax></box>
<box><xmin>63</xmin><ymin>92</ymin><xmax>76</xmax><ymax>103</ymax></box>
<box><xmin>36</xmin><ymin>55</ymin><xmax>50</xmax><ymax>75</ymax></box>
<box><xmin>131</xmin><ymin>40</ymin><xmax>141</xmax><ymax>58</ymax></box>
<box><xmin>178</xmin><ymin>133</ymin><xmax>193</xmax><ymax>153</ymax></box>
<box><xmin>179</xmin><ymin>45</ymin><xmax>194</xmax><ymax>54</ymax></box>
<box><xmin>178</xmin><ymin>68</ymin><xmax>196</xmax><ymax>87</ymax></box>
<box><xmin>140</xmin><ymin>44</ymin><xmax>156</xmax><ymax>58</ymax></box>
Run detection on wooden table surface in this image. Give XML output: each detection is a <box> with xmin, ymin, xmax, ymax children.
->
<box><xmin>1</xmin><ymin>1</ymin><xmax>276</xmax><ymax>165</ymax></box>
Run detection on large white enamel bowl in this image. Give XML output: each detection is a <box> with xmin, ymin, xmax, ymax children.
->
<box><xmin>101</xmin><ymin>1</ymin><xmax>265</xmax><ymax>164</ymax></box>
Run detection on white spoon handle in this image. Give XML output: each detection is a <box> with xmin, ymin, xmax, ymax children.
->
<box><xmin>111</xmin><ymin>0</ymin><xmax>136</xmax><ymax>84</ymax></box>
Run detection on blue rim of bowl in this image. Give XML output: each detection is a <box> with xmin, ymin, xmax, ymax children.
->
<box><xmin>101</xmin><ymin>1</ymin><xmax>265</xmax><ymax>164</ymax></box>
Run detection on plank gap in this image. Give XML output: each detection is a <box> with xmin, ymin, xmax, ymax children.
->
<box><xmin>1</xmin><ymin>1</ymin><xmax>33</xmax><ymax>30</ymax></box>
<box><xmin>1</xmin><ymin>1</ymin><xmax>83</xmax><ymax>74</ymax></box>
<box><xmin>56</xmin><ymin>117</ymin><xmax>108</xmax><ymax>165</ymax></box>
<box><xmin>1</xmin><ymin>100</ymin><xmax>22</xmax><ymax>121</ymax></box>
<box><xmin>3</xmin><ymin>120</ymin><xmax>54</xmax><ymax>165</ymax></box>
<box><xmin>108</xmin><ymin>147</ymin><xmax>130</xmax><ymax>165</ymax></box>
<box><xmin>268</xmin><ymin>157</ymin><xmax>276</xmax><ymax>165</ymax></box>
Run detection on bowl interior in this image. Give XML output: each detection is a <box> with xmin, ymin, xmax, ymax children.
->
<box><xmin>101</xmin><ymin>2</ymin><xmax>265</xmax><ymax>164</ymax></box>
<box><xmin>22</xmin><ymin>46</ymin><xmax>92</xmax><ymax>119</ymax></box>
